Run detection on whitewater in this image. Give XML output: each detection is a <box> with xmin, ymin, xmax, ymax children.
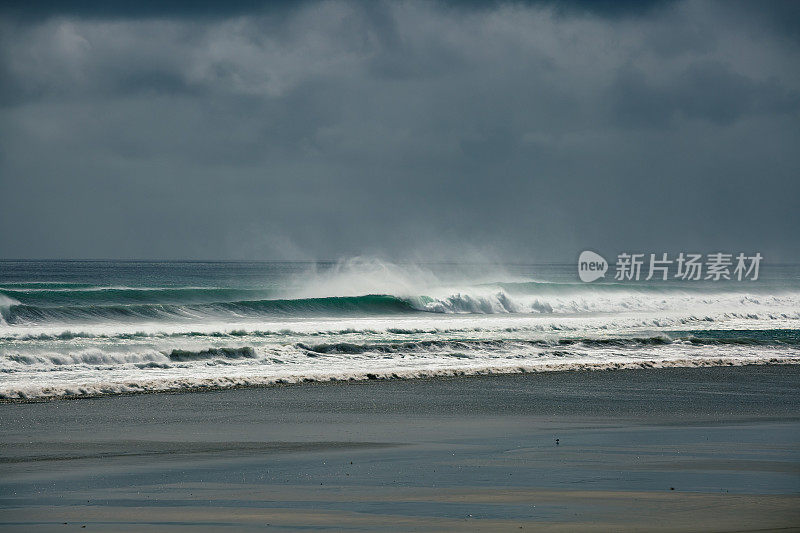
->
<box><xmin>1</xmin><ymin>259</ymin><xmax>799</xmax><ymax>400</ymax></box>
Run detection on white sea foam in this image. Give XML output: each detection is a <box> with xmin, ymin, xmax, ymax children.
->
<box><xmin>2</xmin><ymin>348</ymin><xmax>797</xmax><ymax>400</ymax></box>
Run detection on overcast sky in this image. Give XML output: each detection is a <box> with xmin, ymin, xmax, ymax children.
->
<box><xmin>1</xmin><ymin>0</ymin><xmax>798</xmax><ymax>261</ymax></box>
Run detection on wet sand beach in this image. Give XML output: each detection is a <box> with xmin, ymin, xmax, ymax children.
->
<box><xmin>1</xmin><ymin>365</ymin><xmax>799</xmax><ymax>531</ymax></box>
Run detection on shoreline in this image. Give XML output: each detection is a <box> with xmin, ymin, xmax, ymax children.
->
<box><xmin>2</xmin><ymin>358</ymin><xmax>799</xmax><ymax>403</ymax></box>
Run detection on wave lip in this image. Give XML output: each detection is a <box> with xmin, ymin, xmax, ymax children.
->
<box><xmin>0</xmin><ymin>293</ymin><xmax>20</xmax><ymax>326</ymax></box>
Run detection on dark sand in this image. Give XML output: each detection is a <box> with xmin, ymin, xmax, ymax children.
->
<box><xmin>1</xmin><ymin>365</ymin><xmax>799</xmax><ymax>531</ymax></box>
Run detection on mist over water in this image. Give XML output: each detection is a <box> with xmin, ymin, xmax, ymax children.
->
<box><xmin>1</xmin><ymin>259</ymin><xmax>799</xmax><ymax>399</ymax></box>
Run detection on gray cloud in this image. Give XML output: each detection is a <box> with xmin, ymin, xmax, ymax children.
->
<box><xmin>0</xmin><ymin>0</ymin><xmax>674</xmax><ymax>21</ymax></box>
<box><xmin>610</xmin><ymin>61</ymin><xmax>799</xmax><ymax>127</ymax></box>
<box><xmin>1</xmin><ymin>0</ymin><xmax>798</xmax><ymax>261</ymax></box>
<box><xmin>0</xmin><ymin>1</ymin><xmax>306</xmax><ymax>22</ymax></box>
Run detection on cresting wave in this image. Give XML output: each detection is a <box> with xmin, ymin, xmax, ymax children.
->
<box><xmin>3</xmin><ymin>288</ymin><xmax>800</xmax><ymax>325</ymax></box>
<box><xmin>0</xmin><ymin>294</ymin><xmax>418</xmax><ymax>324</ymax></box>
<box><xmin>0</xmin><ymin>290</ymin><xmax>554</xmax><ymax>323</ymax></box>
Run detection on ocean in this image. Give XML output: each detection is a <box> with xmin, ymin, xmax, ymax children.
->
<box><xmin>1</xmin><ymin>258</ymin><xmax>799</xmax><ymax>400</ymax></box>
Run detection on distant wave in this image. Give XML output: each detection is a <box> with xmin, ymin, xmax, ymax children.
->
<box><xmin>4</xmin><ymin>267</ymin><xmax>800</xmax><ymax>330</ymax></box>
<box><xmin>6</xmin><ymin>289</ymin><xmax>800</xmax><ymax>326</ymax></box>
<box><xmin>0</xmin><ymin>282</ymin><xmax>93</xmax><ymax>289</ymax></box>
<box><xmin>0</xmin><ymin>288</ymin><xmax>562</xmax><ymax>324</ymax></box>
<box><xmin>0</xmin><ymin>286</ymin><xmax>268</xmax><ymax>305</ymax></box>
<box><xmin>0</xmin><ymin>294</ymin><xmax>419</xmax><ymax>324</ymax></box>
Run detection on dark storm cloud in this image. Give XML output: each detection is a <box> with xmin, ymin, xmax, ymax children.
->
<box><xmin>0</xmin><ymin>0</ymin><xmax>673</xmax><ymax>20</ymax></box>
<box><xmin>0</xmin><ymin>0</ymin><xmax>798</xmax><ymax>261</ymax></box>
<box><xmin>725</xmin><ymin>0</ymin><xmax>800</xmax><ymax>42</ymax></box>
<box><xmin>0</xmin><ymin>1</ymin><xmax>305</xmax><ymax>21</ymax></box>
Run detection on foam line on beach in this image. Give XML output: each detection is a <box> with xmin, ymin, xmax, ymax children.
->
<box><xmin>2</xmin><ymin>356</ymin><xmax>797</xmax><ymax>401</ymax></box>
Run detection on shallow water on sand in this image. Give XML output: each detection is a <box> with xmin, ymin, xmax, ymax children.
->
<box><xmin>0</xmin><ymin>367</ymin><xmax>798</xmax><ymax>530</ymax></box>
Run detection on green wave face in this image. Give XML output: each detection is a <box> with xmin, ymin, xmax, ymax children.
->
<box><xmin>0</xmin><ymin>287</ymin><xmax>274</xmax><ymax>306</ymax></box>
<box><xmin>1</xmin><ymin>294</ymin><xmax>420</xmax><ymax>325</ymax></box>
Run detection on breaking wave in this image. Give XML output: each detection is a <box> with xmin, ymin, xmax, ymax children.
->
<box><xmin>3</xmin><ymin>286</ymin><xmax>800</xmax><ymax>325</ymax></box>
